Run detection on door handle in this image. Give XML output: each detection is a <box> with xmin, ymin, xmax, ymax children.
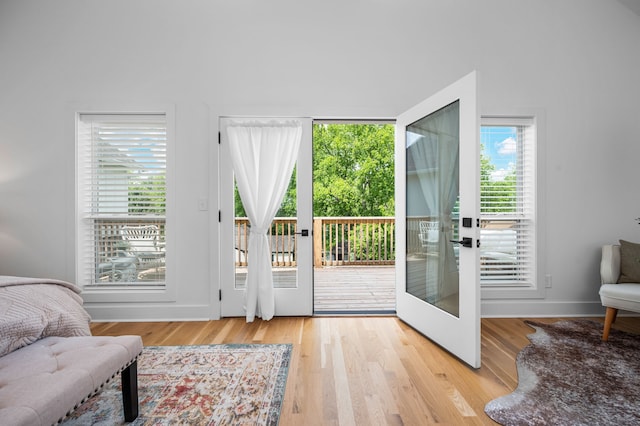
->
<box><xmin>450</xmin><ymin>237</ymin><xmax>473</xmax><ymax>248</ymax></box>
<box><xmin>295</xmin><ymin>229</ymin><xmax>309</xmax><ymax>237</ymax></box>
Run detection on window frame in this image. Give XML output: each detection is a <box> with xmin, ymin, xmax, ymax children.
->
<box><xmin>75</xmin><ymin>104</ymin><xmax>176</xmax><ymax>303</ymax></box>
<box><xmin>479</xmin><ymin>111</ymin><xmax>546</xmax><ymax>300</ymax></box>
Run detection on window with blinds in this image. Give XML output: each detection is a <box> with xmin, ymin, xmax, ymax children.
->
<box><xmin>77</xmin><ymin>113</ymin><xmax>167</xmax><ymax>287</ymax></box>
<box><xmin>480</xmin><ymin>117</ymin><xmax>535</xmax><ymax>287</ymax></box>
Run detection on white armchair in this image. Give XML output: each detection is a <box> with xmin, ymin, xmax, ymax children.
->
<box><xmin>599</xmin><ymin>244</ymin><xmax>640</xmax><ymax>341</ymax></box>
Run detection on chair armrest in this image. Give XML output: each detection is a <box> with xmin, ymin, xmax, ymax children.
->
<box><xmin>600</xmin><ymin>244</ymin><xmax>621</xmax><ymax>284</ymax></box>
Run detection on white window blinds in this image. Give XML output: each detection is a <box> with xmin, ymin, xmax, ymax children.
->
<box><xmin>480</xmin><ymin>117</ymin><xmax>536</xmax><ymax>287</ymax></box>
<box><xmin>77</xmin><ymin>114</ymin><xmax>167</xmax><ymax>286</ymax></box>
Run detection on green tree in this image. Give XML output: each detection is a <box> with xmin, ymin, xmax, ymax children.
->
<box><xmin>480</xmin><ymin>144</ymin><xmax>516</xmax><ymax>213</ymax></box>
<box><xmin>234</xmin><ymin>124</ymin><xmax>395</xmax><ymax>219</ymax></box>
<box><xmin>233</xmin><ymin>168</ymin><xmax>297</xmax><ymax>218</ymax></box>
<box><xmin>129</xmin><ymin>174</ymin><xmax>166</xmax><ymax>214</ymax></box>
<box><xmin>233</xmin><ymin>125</ymin><xmax>516</xmax><ymax>218</ymax></box>
<box><xmin>313</xmin><ymin>123</ymin><xmax>395</xmax><ymax>217</ymax></box>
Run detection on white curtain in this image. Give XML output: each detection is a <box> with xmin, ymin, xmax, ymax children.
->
<box><xmin>227</xmin><ymin>120</ymin><xmax>302</xmax><ymax>322</ymax></box>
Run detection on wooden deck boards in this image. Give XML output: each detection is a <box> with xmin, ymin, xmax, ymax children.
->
<box><xmin>236</xmin><ymin>265</ymin><xmax>396</xmax><ymax>313</ymax></box>
<box><xmin>314</xmin><ymin>266</ymin><xmax>395</xmax><ymax>312</ymax></box>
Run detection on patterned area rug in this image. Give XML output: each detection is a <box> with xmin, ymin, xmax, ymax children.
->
<box><xmin>63</xmin><ymin>343</ymin><xmax>292</xmax><ymax>426</ymax></box>
<box><xmin>485</xmin><ymin>320</ymin><xmax>640</xmax><ymax>425</ymax></box>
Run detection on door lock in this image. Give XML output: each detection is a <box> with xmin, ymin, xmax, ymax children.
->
<box><xmin>295</xmin><ymin>229</ymin><xmax>309</xmax><ymax>237</ymax></box>
<box><xmin>450</xmin><ymin>237</ymin><xmax>473</xmax><ymax>248</ymax></box>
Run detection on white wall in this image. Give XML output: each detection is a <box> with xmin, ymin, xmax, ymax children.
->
<box><xmin>1</xmin><ymin>0</ymin><xmax>639</xmax><ymax>319</ymax></box>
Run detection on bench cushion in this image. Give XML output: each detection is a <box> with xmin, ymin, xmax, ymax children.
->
<box><xmin>0</xmin><ymin>335</ymin><xmax>143</xmax><ymax>426</ymax></box>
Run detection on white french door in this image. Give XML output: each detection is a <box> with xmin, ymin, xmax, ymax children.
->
<box><xmin>395</xmin><ymin>72</ymin><xmax>481</xmax><ymax>368</ymax></box>
<box><xmin>219</xmin><ymin>117</ymin><xmax>313</xmax><ymax>318</ymax></box>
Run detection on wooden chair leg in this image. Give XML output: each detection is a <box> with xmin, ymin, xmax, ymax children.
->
<box><xmin>602</xmin><ymin>307</ymin><xmax>618</xmax><ymax>341</ymax></box>
<box><xmin>121</xmin><ymin>360</ymin><xmax>139</xmax><ymax>422</ymax></box>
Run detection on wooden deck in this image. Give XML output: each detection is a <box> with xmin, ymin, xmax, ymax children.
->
<box><xmin>314</xmin><ymin>266</ymin><xmax>395</xmax><ymax>313</ymax></box>
<box><xmin>236</xmin><ymin>265</ymin><xmax>396</xmax><ymax>314</ymax></box>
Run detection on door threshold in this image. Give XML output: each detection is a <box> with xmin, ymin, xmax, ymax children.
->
<box><xmin>313</xmin><ymin>310</ymin><xmax>396</xmax><ymax>317</ymax></box>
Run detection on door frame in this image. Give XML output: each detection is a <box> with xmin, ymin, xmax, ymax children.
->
<box><xmin>311</xmin><ymin>119</ymin><xmax>397</xmax><ymax>314</ymax></box>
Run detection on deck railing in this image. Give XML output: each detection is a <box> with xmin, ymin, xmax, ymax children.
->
<box><xmin>94</xmin><ymin>218</ymin><xmax>166</xmax><ymax>262</ymax></box>
<box><xmin>94</xmin><ymin>217</ymin><xmax>443</xmax><ymax>270</ymax></box>
<box><xmin>234</xmin><ymin>218</ymin><xmax>298</xmax><ymax>267</ymax></box>
<box><xmin>92</xmin><ymin>218</ymin><xmax>166</xmax><ymax>282</ymax></box>
<box><xmin>316</xmin><ymin>217</ymin><xmax>395</xmax><ymax>266</ymax></box>
<box><xmin>235</xmin><ymin>217</ymin><xmax>396</xmax><ymax>268</ymax></box>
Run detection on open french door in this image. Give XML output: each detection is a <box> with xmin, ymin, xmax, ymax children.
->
<box><xmin>395</xmin><ymin>72</ymin><xmax>481</xmax><ymax>368</ymax></box>
<box><xmin>219</xmin><ymin>117</ymin><xmax>313</xmax><ymax>318</ymax></box>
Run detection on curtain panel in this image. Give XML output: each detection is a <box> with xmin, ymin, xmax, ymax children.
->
<box><xmin>227</xmin><ymin>120</ymin><xmax>302</xmax><ymax>322</ymax></box>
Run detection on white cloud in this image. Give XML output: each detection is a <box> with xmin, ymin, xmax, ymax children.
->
<box><xmin>498</xmin><ymin>137</ymin><xmax>517</xmax><ymax>155</ymax></box>
<box><xmin>491</xmin><ymin>169</ymin><xmax>510</xmax><ymax>181</ymax></box>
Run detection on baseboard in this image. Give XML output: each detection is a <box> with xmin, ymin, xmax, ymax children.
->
<box><xmin>481</xmin><ymin>300</ymin><xmax>607</xmax><ymax>318</ymax></box>
<box><xmin>86</xmin><ymin>304</ymin><xmax>212</xmax><ymax>322</ymax></box>
<box><xmin>86</xmin><ymin>301</ymin><xmax>633</xmax><ymax>322</ymax></box>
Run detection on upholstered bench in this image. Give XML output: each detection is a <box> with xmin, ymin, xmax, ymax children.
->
<box><xmin>0</xmin><ymin>335</ymin><xmax>143</xmax><ymax>426</ymax></box>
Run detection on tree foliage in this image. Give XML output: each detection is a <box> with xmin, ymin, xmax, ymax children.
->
<box><xmin>313</xmin><ymin>124</ymin><xmax>395</xmax><ymax>217</ymax></box>
<box><xmin>480</xmin><ymin>144</ymin><xmax>516</xmax><ymax>213</ymax></box>
<box><xmin>129</xmin><ymin>174</ymin><xmax>166</xmax><ymax>214</ymax></box>
<box><xmin>234</xmin><ymin>123</ymin><xmax>395</xmax><ymax>218</ymax></box>
<box><xmin>233</xmin><ymin>168</ymin><xmax>297</xmax><ymax>218</ymax></box>
<box><xmin>233</xmin><ymin>126</ymin><xmax>515</xmax><ymax>219</ymax></box>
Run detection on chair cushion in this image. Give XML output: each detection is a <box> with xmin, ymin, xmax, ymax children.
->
<box><xmin>600</xmin><ymin>283</ymin><xmax>640</xmax><ymax>312</ymax></box>
<box><xmin>617</xmin><ymin>240</ymin><xmax>640</xmax><ymax>283</ymax></box>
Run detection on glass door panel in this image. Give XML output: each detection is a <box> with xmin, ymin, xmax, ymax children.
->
<box><xmin>406</xmin><ymin>101</ymin><xmax>460</xmax><ymax>317</ymax></box>
<box><xmin>234</xmin><ymin>170</ymin><xmax>299</xmax><ymax>290</ymax></box>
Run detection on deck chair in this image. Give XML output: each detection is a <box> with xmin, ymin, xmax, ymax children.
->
<box><xmin>121</xmin><ymin>225</ymin><xmax>166</xmax><ymax>276</ymax></box>
<box><xmin>418</xmin><ymin>220</ymin><xmax>439</xmax><ymax>252</ymax></box>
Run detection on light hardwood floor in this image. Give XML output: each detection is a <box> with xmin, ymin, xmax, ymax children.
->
<box><xmin>91</xmin><ymin>316</ymin><xmax>640</xmax><ymax>425</ymax></box>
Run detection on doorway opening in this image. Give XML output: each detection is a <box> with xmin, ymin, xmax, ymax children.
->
<box><xmin>312</xmin><ymin>121</ymin><xmax>396</xmax><ymax>314</ymax></box>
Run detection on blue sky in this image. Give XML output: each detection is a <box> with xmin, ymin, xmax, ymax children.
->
<box><xmin>481</xmin><ymin>126</ymin><xmax>517</xmax><ymax>181</ymax></box>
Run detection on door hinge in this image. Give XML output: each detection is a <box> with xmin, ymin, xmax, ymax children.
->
<box><xmin>477</xmin><ymin>218</ymin><xmax>480</xmax><ymax>227</ymax></box>
<box><xmin>218</xmin><ymin>210</ymin><xmax>221</xmax><ymax>222</ymax></box>
<box><xmin>218</xmin><ymin>131</ymin><xmax>221</xmax><ymax>144</ymax></box>
<box><xmin>219</xmin><ymin>289</ymin><xmax>222</xmax><ymax>301</ymax></box>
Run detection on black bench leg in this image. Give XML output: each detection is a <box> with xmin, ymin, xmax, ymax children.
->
<box><xmin>121</xmin><ymin>360</ymin><xmax>139</xmax><ymax>422</ymax></box>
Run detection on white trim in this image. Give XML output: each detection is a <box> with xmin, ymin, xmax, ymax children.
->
<box><xmin>86</xmin><ymin>304</ymin><xmax>211</xmax><ymax>322</ymax></box>
<box><xmin>479</xmin><ymin>108</ymin><xmax>547</xmax><ymax>300</ymax></box>
<box><xmin>74</xmin><ymin>103</ymin><xmax>177</xmax><ymax>303</ymax></box>
<box><xmin>481</xmin><ymin>300</ymin><xmax>605</xmax><ymax>317</ymax></box>
<box><xmin>314</xmin><ymin>118</ymin><xmax>395</xmax><ymax>125</ymax></box>
<box><xmin>85</xmin><ymin>300</ymin><xmax>628</xmax><ymax>322</ymax></box>
<box><xmin>210</xmin><ymin>111</ymin><xmax>221</xmax><ymax>320</ymax></box>
<box><xmin>218</xmin><ymin>116</ymin><xmax>314</xmax><ymax>318</ymax></box>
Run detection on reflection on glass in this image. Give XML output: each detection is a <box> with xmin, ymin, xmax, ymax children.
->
<box><xmin>405</xmin><ymin>101</ymin><xmax>460</xmax><ymax>317</ymax></box>
<box><xmin>234</xmin><ymin>169</ymin><xmax>298</xmax><ymax>290</ymax></box>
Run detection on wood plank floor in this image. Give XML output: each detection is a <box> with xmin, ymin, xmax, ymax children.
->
<box><xmin>90</xmin><ymin>316</ymin><xmax>640</xmax><ymax>425</ymax></box>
